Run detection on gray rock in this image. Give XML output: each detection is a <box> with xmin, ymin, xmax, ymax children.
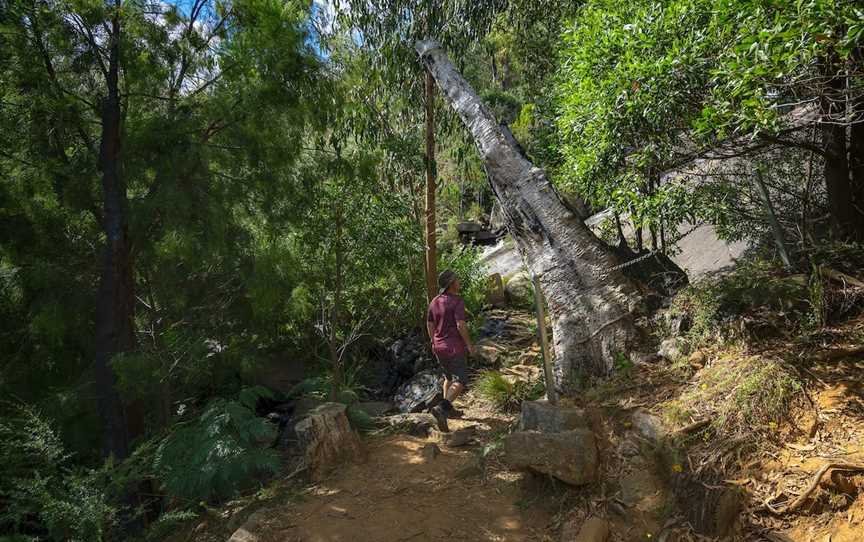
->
<box><xmin>658</xmin><ymin>337</ymin><xmax>687</xmax><ymax>360</ymax></box>
<box><xmin>631</xmin><ymin>351</ymin><xmax>661</xmax><ymax>364</ymax></box>
<box><xmin>378</xmin><ymin>413</ymin><xmax>436</xmax><ymax>437</ymax></box>
<box><xmin>456</xmin><ymin>221</ymin><xmax>484</xmax><ymax>233</ymax></box>
<box><xmin>432</xmin><ymin>425</ymin><xmax>476</xmax><ymax>447</ymax></box>
<box><xmin>617</xmin><ymin>438</ymin><xmax>641</xmax><ymax>458</ymax></box>
<box><xmin>419</xmin><ymin>443</ymin><xmax>441</xmax><ymax>461</ymax></box>
<box><xmin>519</xmin><ymin>400</ymin><xmax>589</xmax><ymax>433</ymax></box>
<box><xmin>478</xmin><ymin>238</ymin><xmax>526</xmax><ymax>279</ymax></box>
<box><xmin>631</xmin><ymin>410</ymin><xmax>666</xmax><ymax>443</ymax></box>
<box><xmin>227</xmin><ymin>510</ymin><xmax>268</xmax><ymax>542</ymax></box>
<box><xmin>393</xmin><ymin>370</ymin><xmax>441</xmax><ymax>413</ymax></box>
<box><xmin>504</xmin><ymin>273</ymin><xmax>534</xmax><ymax>308</ymax></box>
<box><xmin>504</xmin><ymin>429</ymin><xmax>598</xmax><ymax>486</ymax></box>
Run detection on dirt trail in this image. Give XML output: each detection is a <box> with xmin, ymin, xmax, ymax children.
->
<box><xmin>237</xmin><ymin>397</ymin><xmax>555</xmax><ymax>542</ymax></box>
<box><xmin>279</xmin><ymin>429</ymin><xmax>550</xmax><ymax>541</ymax></box>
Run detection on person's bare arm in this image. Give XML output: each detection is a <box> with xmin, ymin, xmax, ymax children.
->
<box><xmin>456</xmin><ymin>320</ymin><xmax>475</xmax><ymax>354</ymax></box>
<box><xmin>427</xmin><ymin>321</ymin><xmax>436</xmax><ymax>345</ymax></box>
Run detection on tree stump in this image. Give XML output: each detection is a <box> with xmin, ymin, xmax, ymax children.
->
<box><xmin>294</xmin><ymin>403</ymin><xmax>364</xmax><ymax>481</ymax></box>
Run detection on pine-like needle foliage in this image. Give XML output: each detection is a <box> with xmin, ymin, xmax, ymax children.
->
<box><xmin>0</xmin><ymin>402</ymin><xmax>117</xmax><ymax>540</ymax></box>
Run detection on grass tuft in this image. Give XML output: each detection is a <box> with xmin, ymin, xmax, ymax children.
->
<box><xmin>662</xmin><ymin>349</ymin><xmax>801</xmax><ymax>439</ymax></box>
<box><xmin>476</xmin><ymin>371</ymin><xmax>544</xmax><ymax>411</ymax></box>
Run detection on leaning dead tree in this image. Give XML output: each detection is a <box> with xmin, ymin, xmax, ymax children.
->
<box><xmin>416</xmin><ymin>40</ymin><xmax>645</xmax><ymax>391</ymax></box>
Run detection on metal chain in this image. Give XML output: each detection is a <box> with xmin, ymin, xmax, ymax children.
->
<box><xmin>604</xmin><ymin>223</ymin><xmax>703</xmax><ymax>273</ymax></box>
<box><xmin>606</xmin><ymin>248</ymin><xmax>661</xmax><ymax>272</ymax></box>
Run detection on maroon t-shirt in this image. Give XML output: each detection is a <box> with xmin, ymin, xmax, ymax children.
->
<box><xmin>427</xmin><ymin>293</ymin><xmax>467</xmax><ymax>358</ymax></box>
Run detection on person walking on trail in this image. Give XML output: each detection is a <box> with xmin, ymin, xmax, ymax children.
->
<box><xmin>427</xmin><ymin>269</ymin><xmax>475</xmax><ymax>432</ymax></box>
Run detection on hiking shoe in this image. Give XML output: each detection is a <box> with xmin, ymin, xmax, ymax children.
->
<box><xmin>431</xmin><ymin>405</ymin><xmax>450</xmax><ymax>432</ymax></box>
<box><xmin>439</xmin><ymin>399</ymin><xmax>463</xmax><ymax>419</ymax></box>
<box><xmin>445</xmin><ymin>404</ymin><xmax>464</xmax><ymax>418</ymax></box>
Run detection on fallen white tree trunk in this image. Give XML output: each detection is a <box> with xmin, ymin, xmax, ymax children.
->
<box><xmin>416</xmin><ymin>40</ymin><xmax>644</xmax><ymax>391</ymax></box>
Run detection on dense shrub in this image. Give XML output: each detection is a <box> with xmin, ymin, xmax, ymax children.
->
<box><xmin>153</xmin><ymin>388</ymin><xmax>280</xmax><ymax>503</ymax></box>
<box><xmin>0</xmin><ymin>402</ymin><xmax>117</xmax><ymax>541</ymax></box>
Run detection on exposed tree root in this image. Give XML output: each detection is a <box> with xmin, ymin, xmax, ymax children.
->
<box><xmin>765</xmin><ymin>462</ymin><xmax>864</xmax><ymax>515</ymax></box>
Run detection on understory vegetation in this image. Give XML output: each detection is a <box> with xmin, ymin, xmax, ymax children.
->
<box><xmin>1</xmin><ymin>0</ymin><xmax>863</xmax><ymax>539</ymax></box>
<box><xmin>476</xmin><ymin>371</ymin><xmax>545</xmax><ymax>412</ymax></box>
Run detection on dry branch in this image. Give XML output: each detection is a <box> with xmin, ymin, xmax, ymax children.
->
<box><xmin>765</xmin><ymin>462</ymin><xmax>864</xmax><ymax>515</ymax></box>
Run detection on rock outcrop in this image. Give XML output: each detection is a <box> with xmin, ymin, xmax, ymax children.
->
<box><xmin>519</xmin><ymin>400</ymin><xmax>589</xmax><ymax>433</ymax></box>
<box><xmin>504</xmin><ymin>428</ymin><xmax>598</xmax><ymax>486</ymax></box>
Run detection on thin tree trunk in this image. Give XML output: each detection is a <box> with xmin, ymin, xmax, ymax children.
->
<box><xmin>659</xmin><ymin>219</ymin><xmax>667</xmax><ymax>253</ymax></box>
<box><xmin>328</xmin><ymin>203</ymin><xmax>344</xmax><ymax>400</ymax></box>
<box><xmin>850</xmin><ymin>59</ymin><xmax>864</xmax><ymax>233</ymax></box>
<box><xmin>94</xmin><ymin>0</ymin><xmax>134</xmax><ymax>460</ymax></box>
<box><xmin>751</xmin><ymin>170</ymin><xmax>793</xmax><ymax>269</ymax></box>
<box><xmin>820</xmin><ymin>60</ymin><xmax>863</xmax><ymax>240</ymax></box>
<box><xmin>614</xmin><ymin>211</ymin><xmax>628</xmax><ymax>250</ymax></box>
<box><xmin>424</xmin><ymin>70</ymin><xmax>437</xmax><ymax>301</ymax></box>
<box><xmin>417</xmin><ymin>40</ymin><xmax>643</xmax><ymax>390</ymax></box>
<box><xmin>648</xmin><ymin>173</ymin><xmax>658</xmax><ymax>251</ymax></box>
<box><xmin>801</xmin><ymin>125</ymin><xmax>817</xmax><ymax>247</ymax></box>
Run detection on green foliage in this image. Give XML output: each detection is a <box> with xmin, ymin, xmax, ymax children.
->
<box><xmin>0</xmin><ymin>402</ymin><xmax>117</xmax><ymax>541</ymax></box>
<box><xmin>476</xmin><ymin>371</ymin><xmax>544</xmax><ymax>412</ymax></box>
<box><xmin>613</xmin><ymin>352</ymin><xmax>634</xmax><ymax>372</ymax></box>
<box><xmin>663</xmin><ymin>351</ymin><xmax>801</xmax><ymax>438</ymax></box>
<box><xmin>439</xmin><ymin>245</ymin><xmax>487</xmax><ymax>317</ymax></box>
<box><xmin>671</xmin><ymin>258</ymin><xmax>811</xmax><ymax>347</ymax></box>
<box><xmin>345</xmin><ymin>404</ymin><xmax>376</xmax><ymax>433</ymax></box>
<box><xmin>553</xmin><ymin>0</ymin><xmax>864</xmax><ymax>246</ymax></box>
<box><xmin>143</xmin><ymin>509</ymin><xmax>199</xmax><ymax>542</ymax></box>
<box><xmin>153</xmin><ymin>389</ymin><xmax>279</xmax><ymax>503</ymax></box>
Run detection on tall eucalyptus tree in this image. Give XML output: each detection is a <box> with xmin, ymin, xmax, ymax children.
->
<box><xmin>417</xmin><ymin>40</ymin><xmax>644</xmax><ymax>389</ymax></box>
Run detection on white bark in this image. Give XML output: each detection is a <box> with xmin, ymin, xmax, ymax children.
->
<box><xmin>416</xmin><ymin>40</ymin><xmax>644</xmax><ymax>391</ymax></box>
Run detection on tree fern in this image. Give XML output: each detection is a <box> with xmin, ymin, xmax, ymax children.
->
<box><xmin>153</xmin><ymin>389</ymin><xmax>280</xmax><ymax>502</ymax></box>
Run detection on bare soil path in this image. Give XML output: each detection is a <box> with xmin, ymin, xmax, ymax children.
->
<box><xmin>234</xmin><ymin>397</ymin><xmax>555</xmax><ymax>542</ymax></box>
<box><xmin>280</xmin><ymin>430</ymin><xmax>551</xmax><ymax>541</ymax></box>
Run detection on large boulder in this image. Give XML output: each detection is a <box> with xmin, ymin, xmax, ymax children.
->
<box><xmin>393</xmin><ymin>370</ymin><xmax>441</xmax><ymax>413</ymax></box>
<box><xmin>658</xmin><ymin>337</ymin><xmax>688</xmax><ymax>361</ymax></box>
<box><xmin>504</xmin><ymin>273</ymin><xmax>534</xmax><ymax>308</ymax></box>
<box><xmin>631</xmin><ymin>410</ymin><xmax>667</xmax><ymax>443</ymax></box>
<box><xmin>294</xmin><ymin>403</ymin><xmax>364</xmax><ymax>481</ymax></box>
<box><xmin>456</xmin><ymin>221</ymin><xmax>484</xmax><ymax>233</ymax></box>
<box><xmin>519</xmin><ymin>400</ymin><xmax>589</xmax><ymax>433</ymax></box>
<box><xmin>504</xmin><ymin>429</ymin><xmax>598</xmax><ymax>486</ymax></box>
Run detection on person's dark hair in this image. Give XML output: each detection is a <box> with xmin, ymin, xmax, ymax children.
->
<box><xmin>437</xmin><ymin>269</ymin><xmax>457</xmax><ymax>294</ymax></box>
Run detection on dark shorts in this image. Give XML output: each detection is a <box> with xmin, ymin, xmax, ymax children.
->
<box><xmin>436</xmin><ymin>354</ymin><xmax>468</xmax><ymax>387</ymax></box>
